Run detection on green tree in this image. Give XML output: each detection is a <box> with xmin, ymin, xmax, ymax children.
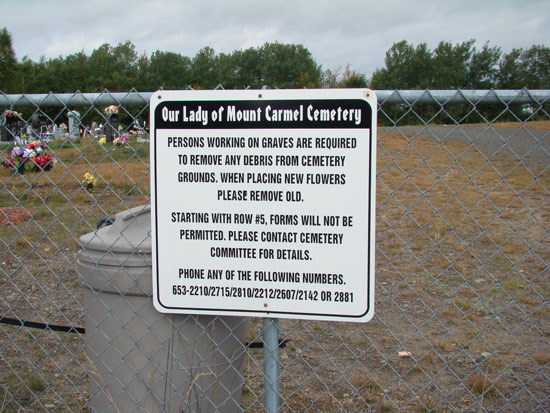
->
<box><xmin>112</xmin><ymin>41</ymin><xmax>139</xmax><ymax>90</ymax></box>
<box><xmin>435</xmin><ymin>40</ymin><xmax>500</xmax><ymax>88</ymax></box>
<box><xmin>187</xmin><ymin>43</ymin><xmax>322</xmax><ymax>89</ymax></box>
<box><xmin>467</xmin><ymin>42</ymin><xmax>501</xmax><ymax>88</ymax></box>
<box><xmin>370</xmin><ymin>39</ymin><xmax>503</xmax><ymax>90</ymax></box>
<box><xmin>87</xmin><ymin>43</ymin><xmax>117</xmax><ymax>91</ymax></box>
<box><xmin>498</xmin><ymin>49</ymin><xmax>523</xmax><ymax>88</ymax></box>
<box><xmin>29</xmin><ymin>56</ymin><xmax>67</xmax><ymax>93</ymax></box>
<box><xmin>190</xmin><ymin>47</ymin><xmax>217</xmax><ymax>89</ymax></box>
<box><xmin>256</xmin><ymin>42</ymin><xmax>322</xmax><ymax>88</ymax></box>
<box><xmin>17</xmin><ymin>57</ymin><xmax>40</xmax><ymax>93</ymax></box>
<box><xmin>370</xmin><ymin>40</ymin><xmax>433</xmax><ymax>89</ymax></box>
<box><xmin>87</xmin><ymin>41</ymin><xmax>139</xmax><ymax>91</ymax></box>
<box><xmin>322</xmin><ymin>64</ymin><xmax>368</xmax><ymax>88</ymax></box>
<box><xmin>431</xmin><ymin>40</ymin><xmax>474</xmax><ymax>88</ymax></box>
<box><xmin>145</xmin><ymin>51</ymin><xmax>192</xmax><ymax>90</ymax></box>
<box><xmin>229</xmin><ymin>48</ymin><xmax>263</xmax><ymax>88</ymax></box>
<box><xmin>63</xmin><ymin>51</ymin><xmax>90</xmax><ymax>91</ymax></box>
<box><xmin>0</xmin><ymin>27</ymin><xmax>17</xmax><ymax>92</ymax></box>
<box><xmin>499</xmin><ymin>45</ymin><xmax>550</xmax><ymax>88</ymax></box>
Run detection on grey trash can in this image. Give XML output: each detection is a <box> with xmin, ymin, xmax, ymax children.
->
<box><xmin>77</xmin><ymin>205</ymin><xmax>246</xmax><ymax>412</ymax></box>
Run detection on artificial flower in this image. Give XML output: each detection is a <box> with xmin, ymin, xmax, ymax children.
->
<box><xmin>104</xmin><ymin>105</ymin><xmax>119</xmax><ymax>115</ymax></box>
<box><xmin>32</xmin><ymin>154</ymin><xmax>54</xmax><ymax>171</ymax></box>
<box><xmin>2</xmin><ymin>110</ymin><xmax>22</xmax><ymax>118</ymax></box>
<box><xmin>113</xmin><ymin>133</ymin><xmax>128</xmax><ymax>146</ymax></box>
<box><xmin>2</xmin><ymin>141</ymin><xmax>54</xmax><ymax>173</ymax></box>
<box><xmin>82</xmin><ymin>173</ymin><xmax>97</xmax><ymax>192</ymax></box>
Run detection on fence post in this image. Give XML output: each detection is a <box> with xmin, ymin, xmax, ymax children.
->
<box><xmin>263</xmin><ymin>318</ymin><xmax>280</xmax><ymax>413</ymax></box>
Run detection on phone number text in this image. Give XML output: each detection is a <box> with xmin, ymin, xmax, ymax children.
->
<box><xmin>172</xmin><ymin>285</ymin><xmax>354</xmax><ymax>302</ymax></box>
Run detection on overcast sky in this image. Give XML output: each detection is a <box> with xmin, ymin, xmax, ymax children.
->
<box><xmin>2</xmin><ymin>0</ymin><xmax>549</xmax><ymax>79</ymax></box>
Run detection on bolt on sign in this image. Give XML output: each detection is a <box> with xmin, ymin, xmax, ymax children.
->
<box><xmin>150</xmin><ymin>89</ymin><xmax>376</xmax><ymax>322</ymax></box>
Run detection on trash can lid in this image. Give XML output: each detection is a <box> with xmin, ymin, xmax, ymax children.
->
<box><xmin>78</xmin><ymin>205</ymin><xmax>151</xmax><ymax>267</ymax></box>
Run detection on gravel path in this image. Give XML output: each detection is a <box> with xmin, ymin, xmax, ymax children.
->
<box><xmin>380</xmin><ymin>125</ymin><xmax>550</xmax><ymax>168</ymax></box>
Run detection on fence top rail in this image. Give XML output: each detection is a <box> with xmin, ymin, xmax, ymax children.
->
<box><xmin>376</xmin><ymin>89</ymin><xmax>550</xmax><ymax>105</ymax></box>
<box><xmin>0</xmin><ymin>91</ymin><xmax>154</xmax><ymax>108</ymax></box>
<box><xmin>1</xmin><ymin>89</ymin><xmax>549</xmax><ymax>107</ymax></box>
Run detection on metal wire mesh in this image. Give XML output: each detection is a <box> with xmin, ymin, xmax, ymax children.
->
<box><xmin>0</xmin><ymin>88</ymin><xmax>548</xmax><ymax>411</ymax></box>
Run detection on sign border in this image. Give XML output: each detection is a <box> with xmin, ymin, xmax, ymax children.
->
<box><xmin>150</xmin><ymin>88</ymin><xmax>376</xmax><ymax>322</ymax></box>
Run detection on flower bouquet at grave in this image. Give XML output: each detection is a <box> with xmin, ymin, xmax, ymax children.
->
<box><xmin>113</xmin><ymin>133</ymin><xmax>129</xmax><ymax>146</ymax></box>
<box><xmin>1</xmin><ymin>109</ymin><xmax>23</xmax><ymax>120</ymax></box>
<box><xmin>82</xmin><ymin>172</ymin><xmax>97</xmax><ymax>192</ymax></box>
<box><xmin>1</xmin><ymin>140</ymin><xmax>55</xmax><ymax>173</ymax></box>
<box><xmin>1</xmin><ymin>110</ymin><xmax>24</xmax><ymax>136</ymax></box>
<box><xmin>104</xmin><ymin>105</ymin><xmax>119</xmax><ymax>115</ymax></box>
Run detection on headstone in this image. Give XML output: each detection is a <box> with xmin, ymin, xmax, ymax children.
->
<box><xmin>31</xmin><ymin>114</ymin><xmax>40</xmax><ymax>139</ymax></box>
<box><xmin>1</xmin><ymin>111</ymin><xmax>23</xmax><ymax>142</ymax></box>
<box><xmin>90</xmin><ymin>121</ymin><xmax>98</xmax><ymax>138</ymax></box>
<box><xmin>54</xmin><ymin>124</ymin><xmax>66</xmax><ymax>140</ymax></box>
<box><xmin>105</xmin><ymin>114</ymin><xmax>119</xmax><ymax>142</ymax></box>
<box><xmin>68</xmin><ymin>111</ymin><xmax>81</xmax><ymax>139</ymax></box>
<box><xmin>42</xmin><ymin>125</ymin><xmax>54</xmax><ymax>142</ymax></box>
<box><xmin>30</xmin><ymin>114</ymin><xmax>48</xmax><ymax>139</ymax></box>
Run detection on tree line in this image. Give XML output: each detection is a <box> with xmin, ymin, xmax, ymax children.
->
<box><xmin>0</xmin><ymin>28</ymin><xmax>365</xmax><ymax>93</ymax></box>
<box><xmin>0</xmin><ymin>27</ymin><xmax>548</xmax><ymax>94</ymax></box>
<box><xmin>370</xmin><ymin>40</ymin><xmax>550</xmax><ymax>90</ymax></box>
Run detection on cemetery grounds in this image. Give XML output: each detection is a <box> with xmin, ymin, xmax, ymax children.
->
<box><xmin>0</xmin><ymin>124</ymin><xmax>548</xmax><ymax>411</ymax></box>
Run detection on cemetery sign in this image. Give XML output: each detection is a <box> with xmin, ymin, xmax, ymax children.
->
<box><xmin>150</xmin><ymin>89</ymin><xmax>376</xmax><ymax>322</ymax></box>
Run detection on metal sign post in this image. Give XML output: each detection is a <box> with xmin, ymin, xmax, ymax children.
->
<box><xmin>263</xmin><ymin>318</ymin><xmax>280</xmax><ymax>413</ymax></box>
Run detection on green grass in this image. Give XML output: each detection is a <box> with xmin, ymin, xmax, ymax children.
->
<box><xmin>25</xmin><ymin>373</ymin><xmax>47</xmax><ymax>393</ymax></box>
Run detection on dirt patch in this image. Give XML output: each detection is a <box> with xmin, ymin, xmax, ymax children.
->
<box><xmin>0</xmin><ymin>208</ymin><xmax>35</xmax><ymax>226</ymax></box>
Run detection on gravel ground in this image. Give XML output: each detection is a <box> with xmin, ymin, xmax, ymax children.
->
<box><xmin>380</xmin><ymin>125</ymin><xmax>550</xmax><ymax>168</ymax></box>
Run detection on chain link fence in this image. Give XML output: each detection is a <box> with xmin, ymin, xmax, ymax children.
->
<box><xmin>0</xmin><ymin>88</ymin><xmax>548</xmax><ymax>411</ymax></box>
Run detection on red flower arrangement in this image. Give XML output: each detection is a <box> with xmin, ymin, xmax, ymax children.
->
<box><xmin>1</xmin><ymin>141</ymin><xmax>55</xmax><ymax>173</ymax></box>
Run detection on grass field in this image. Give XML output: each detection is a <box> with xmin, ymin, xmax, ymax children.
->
<box><xmin>0</xmin><ymin>129</ymin><xmax>548</xmax><ymax>411</ymax></box>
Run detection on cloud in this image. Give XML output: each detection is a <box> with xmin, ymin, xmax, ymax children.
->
<box><xmin>1</xmin><ymin>0</ymin><xmax>549</xmax><ymax>78</ymax></box>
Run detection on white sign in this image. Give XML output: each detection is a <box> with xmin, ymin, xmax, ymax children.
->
<box><xmin>150</xmin><ymin>89</ymin><xmax>376</xmax><ymax>322</ymax></box>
